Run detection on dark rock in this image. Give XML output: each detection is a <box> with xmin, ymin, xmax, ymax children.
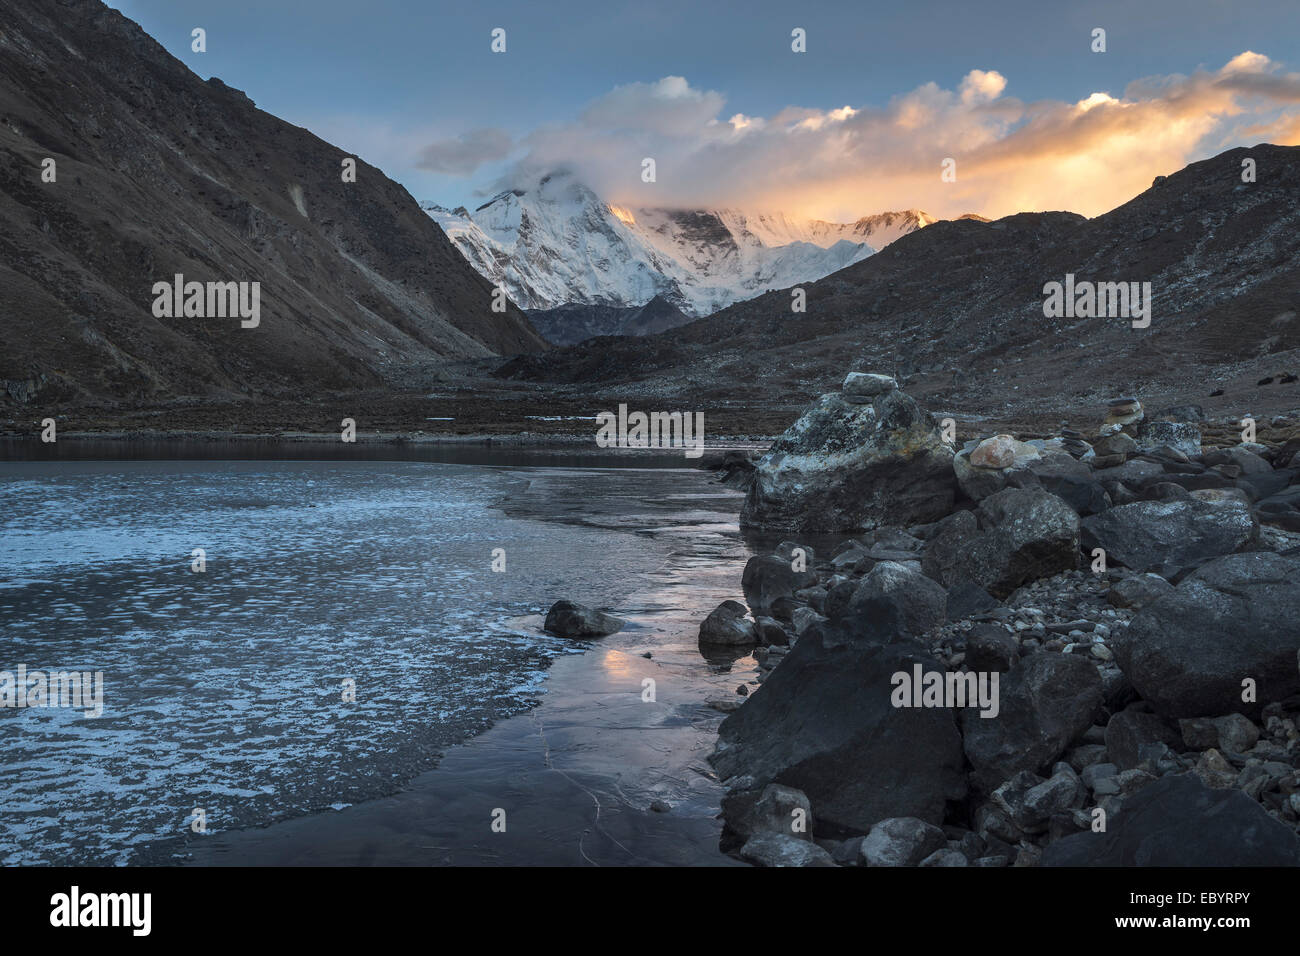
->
<box><xmin>846</xmin><ymin>560</ymin><xmax>946</xmax><ymax>638</ymax></box>
<box><xmin>966</xmin><ymin>623</ymin><xmax>1020</xmax><ymax>672</ymax></box>
<box><xmin>753</xmin><ymin>616</ymin><xmax>790</xmax><ymax>646</ymax></box>
<box><xmin>1041</xmin><ymin>773</ymin><xmax>1300</xmax><ymax>866</ymax></box>
<box><xmin>1106</xmin><ymin>572</ymin><xmax>1174</xmax><ymax>609</ymax></box>
<box><xmin>739</xmin><ymin>833</ymin><xmax>837</xmax><ymax>867</ymax></box>
<box><xmin>919</xmin><ymin>848</ymin><xmax>969</xmax><ymax>866</ymax></box>
<box><xmin>1093</xmin><ymin>432</ymin><xmax>1138</xmax><ymax>459</ymax></box>
<box><xmin>962</xmin><ymin>653</ymin><xmax>1103</xmax><ymax>791</ymax></box>
<box><xmin>1112</xmin><ymin>552</ymin><xmax>1300</xmax><ymax>718</ymax></box>
<box><xmin>699</xmin><ymin>600</ymin><xmax>757</xmax><ymax>645</ymax></box>
<box><xmin>1009</xmin><ymin>452</ymin><xmax>1111</xmax><ymax>515</ymax></box>
<box><xmin>741</xmin><ymin>554</ymin><xmax>818</xmax><ymax>613</ymax></box>
<box><xmin>712</xmin><ymin>625</ymin><xmax>967</xmax><ymax>835</ymax></box>
<box><xmin>723</xmin><ymin>784</ymin><xmax>813</xmax><ymax>844</ymax></box>
<box><xmin>1080</xmin><ymin>498</ymin><xmax>1259</xmax><ymax>571</ymax></box>
<box><xmin>1104</xmin><ymin>709</ymin><xmax>1183</xmax><ymax>771</ymax></box>
<box><xmin>923</xmin><ymin>488</ymin><xmax>1080</xmax><ymax>599</ymax></box>
<box><xmin>543</xmin><ymin>600</ymin><xmax>625</xmax><ymax>638</ymax></box>
<box><xmin>859</xmin><ymin>817</ymin><xmax>947</xmax><ymax>867</ymax></box>
<box><xmin>945</xmin><ymin>578</ymin><xmax>1000</xmax><ymax>619</ymax></box>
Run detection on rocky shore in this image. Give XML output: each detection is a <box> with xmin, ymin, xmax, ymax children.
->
<box><xmin>701</xmin><ymin>372</ymin><xmax>1300</xmax><ymax>867</ymax></box>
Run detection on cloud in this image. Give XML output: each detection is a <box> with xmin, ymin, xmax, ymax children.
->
<box><xmin>416</xmin><ymin>128</ymin><xmax>514</xmax><ymax>175</ymax></box>
<box><xmin>960</xmin><ymin>69</ymin><xmax>1007</xmax><ymax>106</ymax></box>
<box><xmin>490</xmin><ymin>54</ymin><xmax>1300</xmax><ymax>220</ymax></box>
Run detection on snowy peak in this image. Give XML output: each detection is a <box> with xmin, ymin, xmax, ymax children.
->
<box><xmin>423</xmin><ymin>171</ymin><xmax>941</xmax><ymax>316</ymax></box>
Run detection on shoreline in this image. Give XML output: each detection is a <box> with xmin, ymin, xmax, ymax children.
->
<box><xmin>133</xmin><ymin>459</ymin><xmax>760</xmax><ymax>866</ymax></box>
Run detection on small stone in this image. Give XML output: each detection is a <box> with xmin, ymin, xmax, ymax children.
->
<box><xmin>842</xmin><ymin>371</ymin><xmax>898</xmax><ymax>398</ymax></box>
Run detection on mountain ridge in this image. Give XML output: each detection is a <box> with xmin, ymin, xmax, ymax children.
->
<box><xmin>0</xmin><ymin>0</ymin><xmax>546</xmax><ymax>409</ymax></box>
<box><xmin>495</xmin><ymin>144</ymin><xmax>1300</xmax><ymax>426</ymax></box>
<box><xmin>424</xmin><ymin>171</ymin><xmax>951</xmax><ymax>317</ymax></box>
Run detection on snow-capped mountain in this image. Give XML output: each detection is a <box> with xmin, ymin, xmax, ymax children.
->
<box><xmin>423</xmin><ymin>170</ymin><xmax>939</xmax><ymax>317</ymax></box>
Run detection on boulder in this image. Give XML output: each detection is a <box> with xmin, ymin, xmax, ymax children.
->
<box><xmin>1111</xmin><ymin>552</ymin><xmax>1300</xmax><ymax>718</ymax></box>
<box><xmin>740</xmin><ymin>386</ymin><xmax>956</xmax><ymax>533</ymax></box>
<box><xmin>1010</xmin><ymin>452</ymin><xmax>1110</xmax><ymax>515</ymax></box>
<box><xmin>965</xmin><ymin>624</ymin><xmax>1020</xmax><ymax>672</ymax></box>
<box><xmin>846</xmin><ymin>560</ymin><xmax>947</xmax><ymax>638</ymax></box>
<box><xmin>1106</xmin><ymin>572</ymin><xmax>1174</xmax><ymax>609</ymax></box>
<box><xmin>961</xmin><ymin>653</ymin><xmax>1103</xmax><ymax>791</ymax></box>
<box><xmin>919</xmin><ymin>848</ymin><xmax>970</xmax><ymax>867</ymax></box>
<box><xmin>953</xmin><ymin>437</ymin><xmax>1058</xmax><ymax>502</ymax></box>
<box><xmin>1104</xmin><ymin>709</ymin><xmax>1183</xmax><ymax>771</ymax></box>
<box><xmin>1041</xmin><ymin>773</ymin><xmax>1300</xmax><ymax>866</ymax></box>
<box><xmin>543</xmin><ymin>600</ymin><xmax>625</xmax><ymax>638</ymax></box>
<box><xmin>945</xmin><ymin>579</ymin><xmax>1000</xmax><ymax>619</ymax></box>
<box><xmin>1204</xmin><ymin>446</ymin><xmax>1273</xmax><ymax>476</ymax></box>
<box><xmin>922</xmin><ymin>488</ymin><xmax>1080</xmax><ymax>598</ymax></box>
<box><xmin>1093</xmin><ymin>432</ymin><xmax>1138</xmax><ymax>459</ymax></box>
<box><xmin>739</xmin><ymin>833</ymin><xmax>837</xmax><ymax>867</ymax></box>
<box><xmin>859</xmin><ymin>817</ymin><xmax>947</xmax><ymax>867</ymax></box>
<box><xmin>842</xmin><ymin>371</ymin><xmax>897</xmax><ymax>399</ymax></box>
<box><xmin>699</xmin><ymin>600</ymin><xmax>757</xmax><ymax>645</ymax></box>
<box><xmin>741</xmin><ymin>553</ymin><xmax>818</xmax><ymax>613</ymax></box>
<box><xmin>721</xmin><ymin>784</ymin><xmax>813</xmax><ymax>843</ymax></box>
<box><xmin>1135</xmin><ymin>420</ymin><xmax>1201</xmax><ymax>458</ymax></box>
<box><xmin>971</xmin><ymin>435</ymin><xmax>1038</xmax><ymax>469</ymax></box>
<box><xmin>1179</xmin><ymin>714</ymin><xmax>1260</xmax><ymax>754</ymax></box>
<box><xmin>1080</xmin><ymin>498</ymin><xmax>1259</xmax><ymax>572</ymax></box>
<box><xmin>712</xmin><ymin>624</ymin><xmax>967</xmax><ymax>835</ymax></box>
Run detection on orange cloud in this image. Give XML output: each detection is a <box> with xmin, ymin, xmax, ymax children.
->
<box><xmin>504</xmin><ymin>53</ymin><xmax>1300</xmax><ymax>221</ymax></box>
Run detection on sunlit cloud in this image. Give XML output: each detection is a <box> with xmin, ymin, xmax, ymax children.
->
<box><xmin>459</xmin><ymin>52</ymin><xmax>1300</xmax><ymax>221</ymax></box>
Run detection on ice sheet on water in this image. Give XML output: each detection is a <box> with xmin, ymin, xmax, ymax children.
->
<box><xmin>0</xmin><ymin>460</ymin><xmax>667</xmax><ymax>864</ymax></box>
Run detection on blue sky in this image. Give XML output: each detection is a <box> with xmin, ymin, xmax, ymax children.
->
<box><xmin>110</xmin><ymin>0</ymin><xmax>1300</xmax><ymax>218</ymax></box>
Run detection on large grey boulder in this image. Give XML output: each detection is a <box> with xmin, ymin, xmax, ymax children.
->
<box><xmin>1134</xmin><ymin>420</ymin><xmax>1202</xmax><ymax>457</ymax></box>
<box><xmin>845</xmin><ymin>560</ymin><xmax>947</xmax><ymax>638</ymax></box>
<box><xmin>543</xmin><ymin>600</ymin><xmax>625</xmax><ymax>638</ymax></box>
<box><xmin>711</xmin><ymin>623</ymin><xmax>967</xmax><ymax>835</ymax></box>
<box><xmin>922</xmin><ymin>488</ymin><xmax>1080</xmax><ymax>598</ymax></box>
<box><xmin>699</xmin><ymin>600</ymin><xmax>757</xmax><ymax>645</ymax></box>
<box><xmin>739</xmin><ymin>833</ymin><xmax>837</xmax><ymax>867</ymax></box>
<box><xmin>1041</xmin><ymin>773</ymin><xmax>1300</xmax><ymax>866</ymax></box>
<box><xmin>859</xmin><ymin>817</ymin><xmax>947</xmax><ymax>867</ymax></box>
<box><xmin>720</xmin><ymin>784</ymin><xmax>813</xmax><ymax>844</ymax></box>
<box><xmin>1013</xmin><ymin>451</ymin><xmax>1111</xmax><ymax>515</ymax></box>
<box><xmin>741</xmin><ymin>553</ymin><xmax>818</xmax><ymax>613</ymax></box>
<box><xmin>1111</xmin><ymin>552</ymin><xmax>1300</xmax><ymax>718</ymax></box>
<box><xmin>961</xmin><ymin>653</ymin><xmax>1103</xmax><ymax>791</ymax></box>
<box><xmin>740</xmin><ymin>385</ymin><xmax>955</xmax><ymax>533</ymax></box>
<box><xmin>1080</xmin><ymin>497</ymin><xmax>1259</xmax><ymax>572</ymax></box>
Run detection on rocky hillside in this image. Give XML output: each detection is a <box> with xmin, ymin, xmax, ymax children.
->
<box><xmin>525</xmin><ymin>294</ymin><xmax>693</xmax><ymax>346</ymax></box>
<box><xmin>0</xmin><ymin>0</ymin><xmax>546</xmax><ymax>410</ymax></box>
<box><xmin>500</xmin><ymin>145</ymin><xmax>1300</xmax><ymax>427</ymax></box>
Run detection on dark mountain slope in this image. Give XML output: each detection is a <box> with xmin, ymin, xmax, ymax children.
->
<box><xmin>500</xmin><ymin>145</ymin><xmax>1300</xmax><ymax>424</ymax></box>
<box><xmin>0</xmin><ymin>0</ymin><xmax>545</xmax><ymax>409</ymax></box>
<box><xmin>526</xmin><ymin>294</ymin><xmax>693</xmax><ymax>345</ymax></box>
